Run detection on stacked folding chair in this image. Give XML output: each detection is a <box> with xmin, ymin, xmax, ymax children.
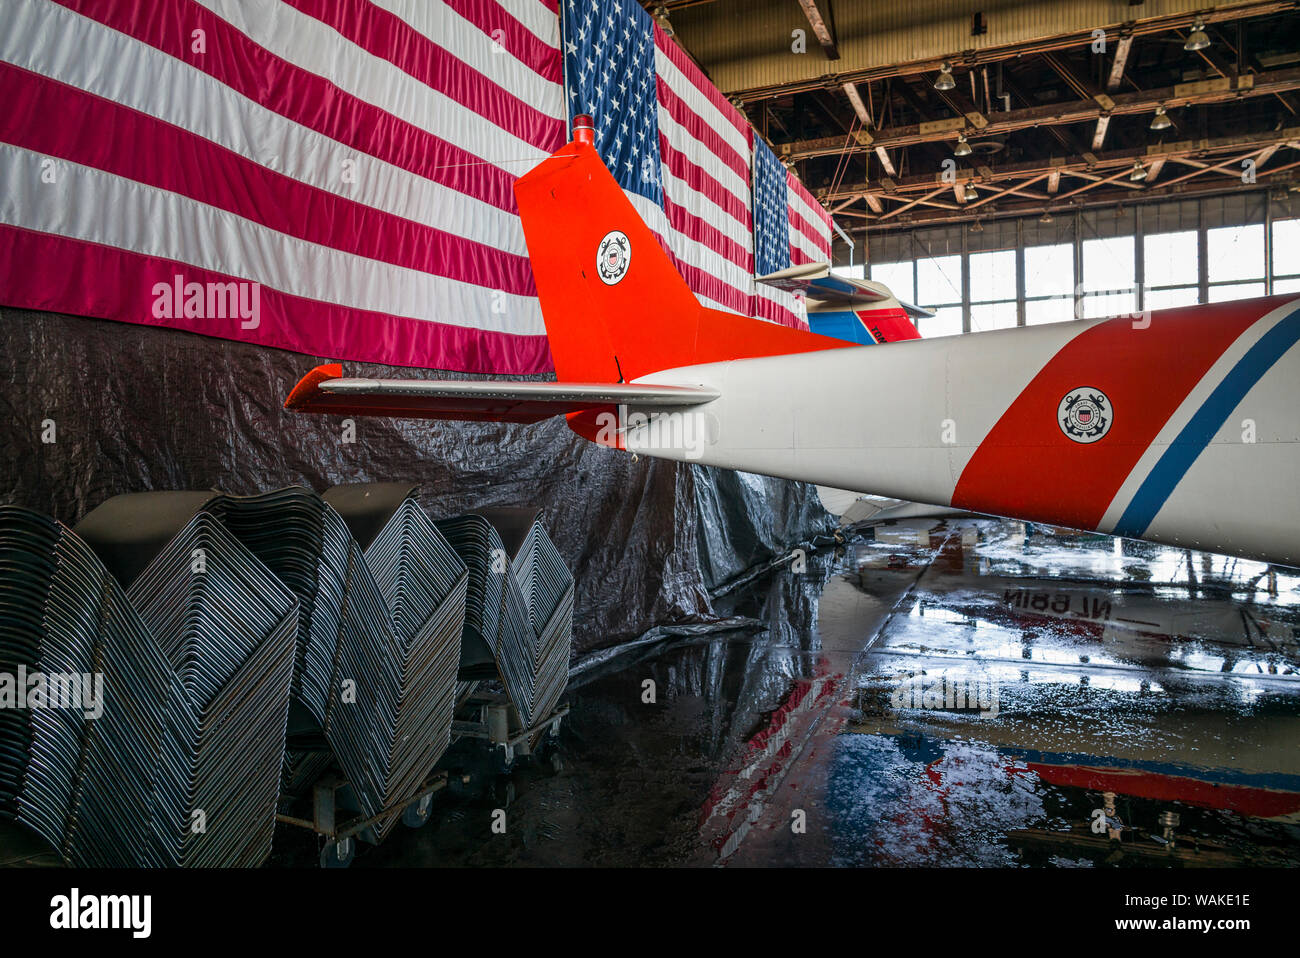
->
<box><xmin>0</xmin><ymin>486</ymin><xmax>572</xmax><ymax>863</ymax></box>
<box><xmin>508</xmin><ymin>518</ymin><xmax>575</xmax><ymax>727</ymax></box>
<box><xmin>319</xmin><ymin>486</ymin><xmax>467</xmax><ymax>841</ymax></box>
<box><xmin>436</xmin><ymin>510</ymin><xmax>574</xmax><ymax>730</ymax></box>
<box><xmin>0</xmin><ymin>506</ymin><xmax>170</xmax><ymax>867</ymax></box>
<box><xmin>433</xmin><ymin>514</ymin><xmax>505</xmax><ymax>683</ymax></box>
<box><xmin>280</xmin><ymin>748</ymin><xmax>335</xmax><ymax>802</ymax></box>
<box><xmin>125</xmin><ymin>512</ymin><xmax>297</xmax><ymax>867</ymax></box>
<box><xmin>74</xmin><ymin>493</ymin><xmax>298</xmax><ymax>866</ymax></box>
<box><xmin>209</xmin><ymin>489</ymin><xmax>328</xmax><ymax>719</ymax></box>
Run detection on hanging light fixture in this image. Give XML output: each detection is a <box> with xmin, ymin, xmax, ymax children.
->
<box><xmin>1149</xmin><ymin>105</ymin><xmax>1172</xmax><ymax>132</ymax></box>
<box><xmin>1184</xmin><ymin>17</ymin><xmax>1211</xmax><ymax>52</ymax></box>
<box><xmin>652</xmin><ymin>4</ymin><xmax>675</xmax><ymax>37</ymax></box>
<box><xmin>964</xmin><ymin>182</ymin><xmax>978</xmax><ymax>202</ymax></box>
<box><xmin>954</xmin><ymin>134</ymin><xmax>972</xmax><ymax>157</ymax></box>
<box><xmin>1130</xmin><ymin>159</ymin><xmax>1148</xmax><ymax>182</ymax></box>
<box><xmin>934</xmin><ymin>61</ymin><xmax>957</xmax><ymax>91</ymax></box>
<box><xmin>970</xmin><ymin>218</ymin><xmax>984</xmax><ymax>233</ymax></box>
<box><xmin>1039</xmin><ymin>210</ymin><xmax>1054</xmax><ymax>224</ymax></box>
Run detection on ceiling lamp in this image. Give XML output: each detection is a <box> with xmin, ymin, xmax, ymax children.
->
<box><xmin>1149</xmin><ymin>105</ymin><xmax>1172</xmax><ymax>132</ymax></box>
<box><xmin>954</xmin><ymin>134</ymin><xmax>972</xmax><ymax>157</ymax></box>
<box><xmin>1130</xmin><ymin>159</ymin><xmax>1148</xmax><ymax>182</ymax></box>
<box><xmin>652</xmin><ymin>4</ymin><xmax>674</xmax><ymax>37</ymax></box>
<box><xmin>1184</xmin><ymin>17</ymin><xmax>1210</xmax><ymax>52</ymax></box>
<box><xmin>934</xmin><ymin>61</ymin><xmax>957</xmax><ymax>92</ymax></box>
<box><xmin>970</xmin><ymin>218</ymin><xmax>983</xmax><ymax>233</ymax></box>
<box><xmin>964</xmin><ymin>182</ymin><xmax>978</xmax><ymax>202</ymax></box>
<box><xmin>1039</xmin><ymin>210</ymin><xmax>1054</xmax><ymax>224</ymax></box>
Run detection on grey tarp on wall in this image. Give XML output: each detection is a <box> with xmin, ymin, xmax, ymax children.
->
<box><xmin>0</xmin><ymin>310</ymin><xmax>834</xmax><ymax>654</ymax></box>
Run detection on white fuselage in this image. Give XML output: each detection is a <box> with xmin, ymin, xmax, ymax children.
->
<box><xmin>624</xmin><ymin>299</ymin><xmax>1300</xmax><ymax>568</ymax></box>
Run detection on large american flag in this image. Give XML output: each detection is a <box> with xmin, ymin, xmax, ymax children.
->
<box><xmin>0</xmin><ymin>0</ymin><xmax>831</xmax><ymax>374</ymax></box>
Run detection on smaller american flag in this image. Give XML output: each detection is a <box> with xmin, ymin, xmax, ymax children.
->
<box><xmin>752</xmin><ymin>137</ymin><xmax>792</xmax><ymax>277</ymax></box>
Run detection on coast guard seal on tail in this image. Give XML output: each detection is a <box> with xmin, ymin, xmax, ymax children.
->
<box><xmin>1058</xmin><ymin>388</ymin><xmax>1112</xmax><ymax>444</ymax></box>
<box><xmin>597</xmin><ymin>230</ymin><xmax>631</xmax><ymax>285</ymax></box>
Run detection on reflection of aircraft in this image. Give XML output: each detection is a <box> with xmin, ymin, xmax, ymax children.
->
<box><xmin>288</xmin><ymin>116</ymin><xmax>1300</xmax><ymax>569</ymax></box>
<box><xmin>814</xmin><ymin>487</ymin><xmax>975</xmax><ymax>526</ymax></box>
<box><xmin>869</xmin><ymin>727</ymin><xmax>1300</xmax><ymax>824</ymax></box>
<box><xmin>921</xmin><ymin>574</ymin><xmax>1299</xmax><ymax>651</ymax></box>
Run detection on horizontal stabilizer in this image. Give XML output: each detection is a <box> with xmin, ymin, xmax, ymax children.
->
<box><xmin>756</xmin><ymin>262</ymin><xmax>933</xmax><ymax>319</ymax></box>
<box><xmin>285</xmin><ymin>364</ymin><xmax>719</xmax><ymax>423</ymax></box>
<box><xmin>892</xmin><ymin>299</ymin><xmax>935</xmax><ymax>321</ymax></box>
<box><xmin>755</xmin><ymin>262</ymin><xmax>873</xmax><ymax>296</ymax></box>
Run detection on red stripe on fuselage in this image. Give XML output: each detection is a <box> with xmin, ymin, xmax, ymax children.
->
<box><xmin>951</xmin><ymin>300</ymin><xmax>1276</xmax><ymax>530</ymax></box>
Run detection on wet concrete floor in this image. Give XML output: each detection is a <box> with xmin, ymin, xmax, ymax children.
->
<box><xmin>345</xmin><ymin>517</ymin><xmax>1300</xmax><ymax>868</ymax></box>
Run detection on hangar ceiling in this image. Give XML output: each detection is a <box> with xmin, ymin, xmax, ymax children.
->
<box><xmin>643</xmin><ymin>1</ymin><xmax>1300</xmax><ymax>236</ymax></box>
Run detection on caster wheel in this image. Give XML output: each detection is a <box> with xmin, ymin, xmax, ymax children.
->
<box><xmin>403</xmin><ymin>793</ymin><xmax>434</xmax><ymax>828</ymax></box>
<box><xmin>492</xmin><ymin>778</ymin><xmax>517</xmax><ymax>810</ymax></box>
<box><xmin>532</xmin><ymin>738</ymin><xmax>563</xmax><ymax>774</ymax></box>
<box><xmin>493</xmin><ymin>746</ymin><xmax>515</xmax><ymax>776</ymax></box>
<box><xmin>320</xmin><ymin>836</ymin><xmax>355</xmax><ymax>868</ymax></box>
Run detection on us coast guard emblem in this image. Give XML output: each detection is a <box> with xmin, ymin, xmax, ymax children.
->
<box><xmin>597</xmin><ymin>230</ymin><xmax>631</xmax><ymax>285</ymax></box>
<box><xmin>1058</xmin><ymin>388</ymin><xmax>1112</xmax><ymax>443</ymax></box>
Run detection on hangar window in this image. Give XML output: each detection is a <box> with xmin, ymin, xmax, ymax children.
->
<box><xmin>915</xmin><ymin>255</ymin><xmax>963</xmax><ymax>337</ymax></box>
<box><xmin>1145</xmin><ymin>287</ymin><xmax>1200</xmax><ymax>309</ymax></box>
<box><xmin>1025</xmin><ymin>296</ymin><xmax>1076</xmax><ymax>325</ymax></box>
<box><xmin>1023</xmin><ymin>243</ymin><xmax>1074</xmax><ymax>325</ymax></box>
<box><xmin>916</xmin><ymin>255</ymin><xmax>961</xmax><ymax>304</ymax></box>
<box><xmin>1143</xmin><ymin>230</ymin><xmax>1199</xmax><ymax>309</ymax></box>
<box><xmin>921</xmin><ymin>307</ymin><xmax>964</xmax><ymax>338</ymax></box>
<box><xmin>1208</xmin><ymin>282</ymin><xmax>1268</xmax><ymax>303</ymax></box>
<box><xmin>1272</xmin><ymin>218</ymin><xmax>1300</xmax><ymax>294</ymax></box>
<box><xmin>1081</xmin><ymin>236</ymin><xmax>1137</xmax><ymax>319</ymax></box>
<box><xmin>869</xmin><ymin>260</ymin><xmax>915</xmax><ymax>304</ymax></box>
<box><xmin>968</xmin><ymin>250</ymin><xmax>1017</xmax><ymax>331</ymax></box>
<box><xmin>1207</xmin><ymin>224</ymin><xmax>1266</xmax><ymax>302</ymax></box>
<box><xmin>969</xmin><ymin>301</ymin><xmax>1017</xmax><ymax>331</ymax></box>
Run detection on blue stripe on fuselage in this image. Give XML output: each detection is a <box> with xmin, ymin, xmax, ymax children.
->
<box><xmin>1114</xmin><ymin>306</ymin><xmax>1300</xmax><ymax>538</ymax></box>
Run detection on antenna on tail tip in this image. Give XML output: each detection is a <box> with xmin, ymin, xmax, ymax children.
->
<box><xmin>572</xmin><ymin>114</ymin><xmax>595</xmax><ymax>146</ymax></box>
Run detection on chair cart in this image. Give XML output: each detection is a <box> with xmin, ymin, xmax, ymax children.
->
<box><xmin>276</xmin><ymin>770</ymin><xmax>451</xmax><ymax>868</ymax></box>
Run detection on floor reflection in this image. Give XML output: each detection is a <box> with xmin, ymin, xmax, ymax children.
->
<box><xmin>826</xmin><ymin>519</ymin><xmax>1300</xmax><ymax>868</ymax></box>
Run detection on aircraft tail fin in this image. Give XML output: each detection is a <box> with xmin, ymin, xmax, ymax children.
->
<box><xmin>512</xmin><ymin>114</ymin><xmax>846</xmax><ymax>387</ymax></box>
